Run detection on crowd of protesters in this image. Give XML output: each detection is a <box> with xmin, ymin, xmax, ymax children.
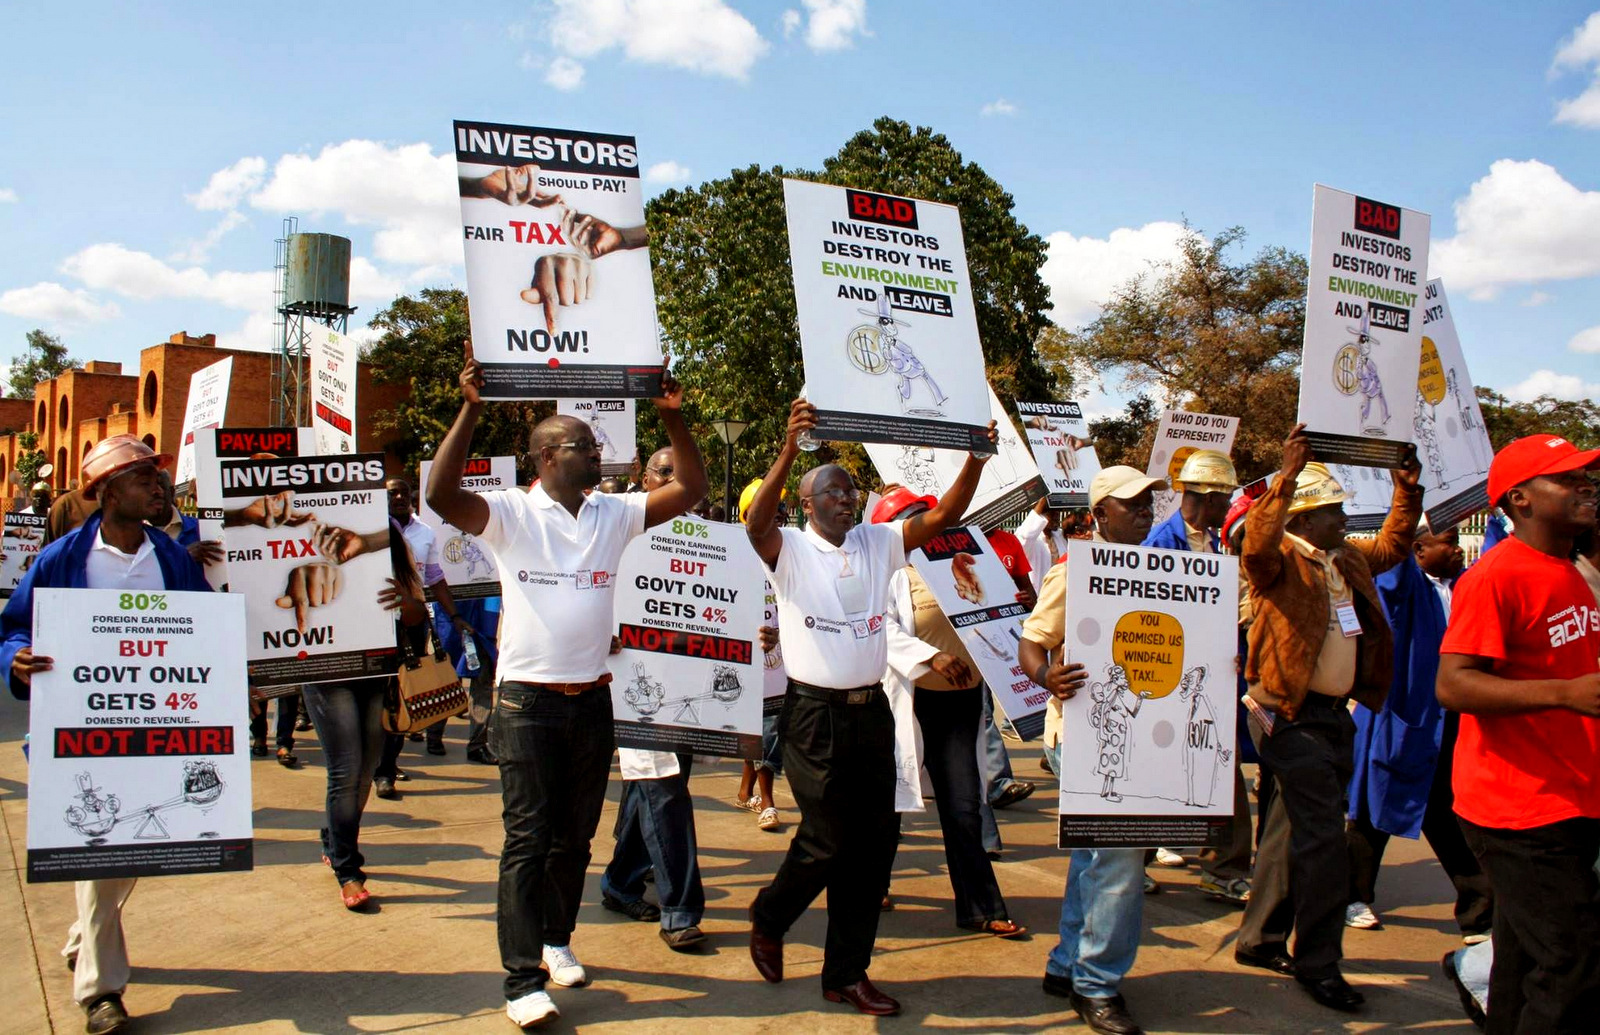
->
<box><xmin>5</xmin><ymin>348</ymin><xmax>1597</xmax><ymax>1035</ymax></box>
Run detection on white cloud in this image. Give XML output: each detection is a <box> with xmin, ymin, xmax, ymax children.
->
<box><xmin>1569</xmin><ymin>325</ymin><xmax>1600</xmax><ymax>353</ymax></box>
<box><xmin>60</xmin><ymin>243</ymin><xmax>274</xmax><ymax>311</ymax></box>
<box><xmin>0</xmin><ymin>282</ymin><xmax>120</xmax><ymax>324</ymax></box>
<box><xmin>781</xmin><ymin>9</ymin><xmax>801</xmax><ymax>36</ymax></box>
<box><xmin>1040</xmin><ymin>221</ymin><xmax>1191</xmax><ymax>328</ymax></box>
<box><xmin>645</xmin><ymin>160</ymin><xmax>692</xmax><ymax>184</ymax></box>
<box><xmin>170</xmin><ymin>209</ymin><xmax>248</xmax><ymax>265</ymax></box>
<box><xmin>1504</xmin><ymin>367</ymin><xmax>1600</xmax><ymax>402</ymax></box>
<box><xmin>545</xmin><ymin>55</ymin><xmax>586</xmax><ymax>90</ymax></box>
<box><xmin>0</xmin><ymin>188</ymin><xmax>17</xmax><ymax>204</ymax></box>
<box><xmin>981</xmin><ymin>98</ymin><xmax>1017</xmax><ymax>117</ymax></box>
<box><xmin>1521</xmin><ymin>290</ymin><xmax>1554</xmax><ymax>306</ymax></box>
<box><xmin>215</xmin><ymin>310</ymin><xmax>280</xmax><ymax>353</ymax></box>
<box><xmin>794</xmin><ymin>0</ymin><xmax>867</xmax><ymax>51</ymax></box>
<box><xmin>1429</xmin><ymin>159</ymin><xmax>1600</xmax><ymax>299</ymax></box>
<box><xmin>348</xmin><ymin>256</ymin><xmax>404</xmax><ymax>302</ymax></box>
<box><xmin>249</xmin><ymin>139</ymin><xmax>459</xmax><ymax>268</ymax></box>
<box><xmin>1552</xmin><ymin>12</ymin><xmax>1600</xmax><ymax>127</ymax></box>
<box><xmin>546</xmin><ymin>0</ymin><xmax>769</xmax><ymax>82</ymax></box>
<box><xmin>186</xmin><ymin>156</ymin><xmax>266</xmax><ymax>211</ymax></box>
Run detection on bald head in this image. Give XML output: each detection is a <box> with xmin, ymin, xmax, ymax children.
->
<box><xmin>530</xmin><ymin>415</ymin><xmax>586</xmax><ymax>458</ymax></box>
<box><xmin>799</xmin><ymin>464</ymin><xmax>850</xmax><ymax>498</ymax></box>
<box><xmin>643</xmin><ymin>446</ymin><xmax>675</xmax><ymax>491</ymax></box>
<box><xmin>529</xmin><ymin>414</ymin><xmax>603</xmax><ymax>491</ymax></box>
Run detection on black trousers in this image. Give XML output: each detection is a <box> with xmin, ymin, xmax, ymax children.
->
<box><xmin>913</xmin><ymin>686</ymin><xmax>1008</xmax><ymax>926</ymax></box>
<box><xmin>752</xmin><ymin>687</ymin><xmax>898</xmax><ymax>989</ymax></box>
<box><xmin>1346</xmin><ymin>714</ymin><xmax>1493</xmax><ymax>934</ymax></box>
<box><xmin>1460</xmin><ymin>815</ymin><xmax>1600</xmax><ymax>1035</ymax></box>
<box><xmin>1237</xmin><ymin>694</ymin><xmax>1354</xmax><ymax>979</ymax></box>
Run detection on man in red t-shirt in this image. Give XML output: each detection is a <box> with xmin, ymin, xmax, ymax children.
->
<box><xmin>1438</xmin><ymin>433</ymin><xmax>1600</xmax><ymax>1034</ymax></box>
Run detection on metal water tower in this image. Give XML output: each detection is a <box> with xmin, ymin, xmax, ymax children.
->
<box><xmin>272</xmin><ymin>219</ymin><xmax>356</xmax><ymax>426</ymax></box>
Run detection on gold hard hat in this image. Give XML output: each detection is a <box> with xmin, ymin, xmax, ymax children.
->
<box><xmin>1174</xmin><ymin>450</ymin><xmax>1239</xmax><ymax>492</ymax></box>
<box><xmin>1287</xmin><ymin>462</ymin><xmax>1349</xmax><ymax>515</ymax></box>
<box><xmin>81</xmin><ymin>435</ymin><xmax>172</xmax><ymax>500</ymax></box>
<box><xmin>738</xmin><ymin>478</ymin><xmax>788</xmax><ymax>524</ymax></box>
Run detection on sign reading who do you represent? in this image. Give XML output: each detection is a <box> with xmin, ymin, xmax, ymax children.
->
<box><xmin>1299</xmin><ymin>185</ymin><xmax>1430</xmax><ymax>468</ymax></box>
<box><xmin>455</xmin><ymin>120</ymin><xmax>664</xmax><ymax>400</ymax></box>
<box><xmin>608</xmin><ymin>516</ymin><xmax>765</xmax><ymax>759</ymax></box>
<box><xmin>26</xmin><ymin>589</ymin><xmax>251</xmax><ymax>883</ymax></box>
<box><xmin>784</xmin><ymin>179</ymin><xmax>991</xmax><ymax>452</ymax></box>
<box><xmin>1058</xmin><ymin>541</ymin><xmax>1239</xmax><ymax>849</ymax></box>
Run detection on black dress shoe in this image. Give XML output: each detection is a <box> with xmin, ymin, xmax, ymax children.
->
<box><xmin>1296</xmin><ymin>973</ymin><xmax>1364</xmax><ymax>1011</ymax></box>
<box><xmin>1235</xmin><ymin>943</ymin><xmax>1296</xmax><ymax>976</ymax></box>
<box><xmin>748</xmin><ymin>907</ymin><xmax>783</xmax><ymax>983</ymax></box>
<box><xmin>85</xmin><ymin>993</ymin><xmax>130</xmax><ymax>1035</ymax></box>
<box><xmin>1068</xmin><ymin>990</ymin><xmax>1144</xmax><ymax>1035</ymax></box>
<box><xmin>374</xmin><ymin>777</ymin><xmax>400</xmax><ymax>800</ymax></box>
<box><xmin>823</xmin><ymin>978</ymin><xmax>901</xmax><ymax>1016</ymax></box>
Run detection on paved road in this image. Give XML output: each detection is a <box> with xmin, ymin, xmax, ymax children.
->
<box><xmin>0</xmin><ymin>699</ymin><xmax>1476</xmax><ymax>1033</ymax></box>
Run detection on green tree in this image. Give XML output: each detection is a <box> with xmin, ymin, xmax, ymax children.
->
<box><xmin>1054</xmin><ymin>227</ymin><xmax>1307</xmax><ymax>480</ymax></box>
<box><xmin>8</xmin><ymin>329</ymin><xmax>80</xmax><ymax>399</ymax></box>
<box><xmin>1475</xmin><ymin>389</ymin><xmax>1600</xmax><ymax>451</ymax></box>
<box><xmin>1085</xmin><ymin>395</ymin><xmax>1159</xmax><ymax>469</ymax></box>
<box><xmin>363</xmin><ymin>288</ymin><xmax>549</xmax><ymax>477</ymax></box>
<box><xmin>645</xmin><ymin>116</ymin><xmax>1059</xmax><ymax>494</ymax></box>
<box><xmin>13</xmin><ymin>430</ymin><xmax>45</xmax><ymax>488</ymax></box>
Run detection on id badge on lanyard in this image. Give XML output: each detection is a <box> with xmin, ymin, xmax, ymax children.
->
<box><xmin>1335</xmin><ymin>600</ymin><xmax>1361</xmax><ymax>638</ymax></box>
<box><xmin>837</xmin><ymin>568</ymin><xmax>869</xmax><ymax>616</ymax></box>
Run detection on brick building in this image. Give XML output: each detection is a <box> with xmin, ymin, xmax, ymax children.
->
<box><xmin>0</xmin><ymin>331</ymin><xmax>407</xmax><ymax>501</ymax></box>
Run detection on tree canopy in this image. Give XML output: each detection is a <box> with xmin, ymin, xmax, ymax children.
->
<box><xmin>1475</xmin><ymin>388</ymin><xmax>1600</xmax><ymax>451</ymax></box>
<box><xmin>8</xmin><ymin>329</ymin><xmax>80</xmax><ymax>399</ymax></box>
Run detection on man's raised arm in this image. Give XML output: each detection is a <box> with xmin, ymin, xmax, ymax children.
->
<box><xmin>903</xmin><ymin>421</ymin><xmax>998</xmax><ymax>552</ymax></box>
<box><xmin>746</xmin><ymin>400</ymin><xmax>813</xmax><ymax>568</ymax></box>
<box><xmin>643</xmin><ymin>366</ymin><xmax>710</xmax><ymax>528</ymax></box>
<box><xmin>424</xmin><ymin>342</ymin><xmax>491</xmax><ymax>537</ymax></box>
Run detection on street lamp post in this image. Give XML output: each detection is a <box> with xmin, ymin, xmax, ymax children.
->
<box><xmin>708</xmin><ymin>418</ymin><xmax>749</xmax><ymax>520</ymax></box>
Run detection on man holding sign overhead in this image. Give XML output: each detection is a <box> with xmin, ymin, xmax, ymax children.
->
<box><xmin>425</xmin><ymin>343</ymin><xmax>705</xmax><ymax>1031</ymax></box>
<box><xmin>743</xmin><ymin>398</ymin><xmax>996</xmax><ymax>1017</ymax></box>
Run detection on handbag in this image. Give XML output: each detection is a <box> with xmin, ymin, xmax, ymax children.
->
<box><xmin>383</xmin><ymin>626</ymin><xmax>469</xmax><ymax>734</ymax></box>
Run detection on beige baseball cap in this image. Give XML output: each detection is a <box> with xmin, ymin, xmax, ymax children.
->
<box><xmin>1089</xmin><ymin>465</ymin><xmax>1169</xmax><ymax>509</ymax></box>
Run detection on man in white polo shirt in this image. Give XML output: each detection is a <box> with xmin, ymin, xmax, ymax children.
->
<box><xmin>742</xmin><ymin>398</ymin><xmax>996</xmax><ymax>1018</ymax></box>
<box><xmin>425</xmin><ymin>344</ymin><xmax>707</xmax><ymax>1031</ymax></box>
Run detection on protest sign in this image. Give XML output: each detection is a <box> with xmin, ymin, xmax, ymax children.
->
<box><xmin>556</xmin><ymin>398</ymin><xmax>636</xmax><ymax>476</ymax></box>
<box><xmin>865</xmin><ymin>386</ymin><xmax>1044</xmax><ymax>529</ymax></box>
<box><xmin>173</xmin><ymin>357</ymin><xmax>233</xmax><ymax>489</ymax></box>
<box><xmin>761</xmin><ymin>579</ymin><xmax>786</xmax><ymax>716</ymax></box>
<box><xmin>1412</xmin><ymin>280</ymin><xmax>1492</xmax><ymax>529</ymax></box>
<box><xmin>218</xmin><ymin>453</ymin><xmax>397</xmax><ymax>687</ymax></box>
<box><xmin>309</xmin><ymin>326</ymin><xmax>356</xmax><ymax>454</ymax></box>
<box><xmin>1016</xmin><ymin>399</ymin><xmax>1101</xmax><ymax>508</ymax></box>
<box><xmin>1058</xmin><ymin>540</ymin><xmax>1239</xmax><ymax>848</ymax></box>
<box><xmin>417</xmin><ymin>455</ymin><xmax>515</xmax><ymax>599</ymax></box>
<box><xmin>1</xmin><ymin>510</ymin><xmax>47</xmax><ymax>597</ymax></box>
<box><xmin>609</xmin><ymin>516</ymin><xmax>764</xmax><ymax>758</ymax></box>
<box><xmin>909</xmin><ymin>525</ymin><xmax>1046</xmax><ymax>739</ymax></box>
<box><xmin>455</xmin><ymin>120</ymin><xmax>663</xmax><ymax>400</ymax></box>
<box><xmin>1299</xmin><ymin>185</ymin><xmax>1431</xmax><ymax>468</ymax></box>
<box><xmin>26</xmin><ymin>588</ymin><xmax>251</xmax><ymax>882</ymax></box>
<box><xmin>783</xmin><ymin>178</ymin><xmax>991</xmax><ymax>452</ymax></box>
<box><xmin>1147</xmin><ymin>409</ymin><xmax>1240</xmax><ymax>525</ymax></box>
<box><xmin>195</xmin><ymin>427</ymin><xmax>316</xmax><ymax>592</ymax></box>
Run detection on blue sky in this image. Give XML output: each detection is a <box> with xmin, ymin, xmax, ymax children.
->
<box><xmin>2</xmin><ymin>1</ymin><xmax>1597</xmax><ymax>410</ymax></box>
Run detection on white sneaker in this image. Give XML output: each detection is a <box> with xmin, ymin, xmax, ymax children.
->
<box><xmin>1345</xmin><ymin>902</ymin><xmax>1382</xmax><ymax>929</ymax></box>
<box><xmin>506</xmin><ymin>990</ymin><xmax>559</xmax><ymax>1029</ymax></box>
<box><xmin>1154</xmin><ymin>847</ymin><xmax>1186</xmax><ymax>867</ymax></box>
<box><xmin>542</xmin><ymin>943</ymin><xmax>588</xmax><ymax>987</ymax></box>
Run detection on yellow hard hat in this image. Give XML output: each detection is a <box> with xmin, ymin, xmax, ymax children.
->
<box><xmin>738</xmin><ymin>478</ymin><xmax>787</xmax><ymax>523</ymax></box>
<box><xmin>1287</xmin><ymin>462</ymin><xmax>1350</xmax><ymax>515</ymax></box>
<box><xmin>1174</xmin><ymin>449</ymin><xmax>1239</xmax><ymax>493</ymax></box>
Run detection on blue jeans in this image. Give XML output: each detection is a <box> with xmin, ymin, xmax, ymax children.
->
<box><xmin>301</xmin><ymin>680</ymin><xmax>387</xmax><ymax>884</ymax></box>
<box><xmin>753</xmin><ymin>706</ymin><xmax>784</xmax><ymax>774</ymax></box>
<box><xmin>490</xmin><ymin>683</ymin><xmax>616</xmax><ymax>999</ymax></box>
<box><xmin>602</xmin><ymin>755</ymin><xmax>704</xmax><ymax>931</ymax></box>
<box><xmin>1045</xmin><ymin>742</ymin><xmax>1145</xmax><ymax>997</ymax></box>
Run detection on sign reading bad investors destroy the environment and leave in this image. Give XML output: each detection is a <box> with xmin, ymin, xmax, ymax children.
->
<box><xmin>1299</xmin><ymin>185</ymin><xmax>1431</xmax><ymax>468</ymax></box>
<box><xmin>218</xmin><ymin>453</ymin><xmax>397</xmax><ymax>687</ymax></box>
<box><xmin>417</xmin><ymin>456</ymin><xmax>515</xmax><ymax>599</ymax></box>
<box><xmin>26</xmin><ymin>589</ymin><xmax>251</xmax><ymax>882</ymax></box>
<box><xmin>1146</xmin><ymin>409</ymin><xmax>1240</xmax><ymax>525</ymax></box>
<box><xmin>783</xmin><ymin>178</ymin><xmax>991</xmax><ymax>452</ymax></box>
<box><xmin>1057</xmin><ymin>541</ymin><xmax>1239</xmax><ymax>849</ymax></box>
<box><xmin>455</xmin><ymin>120</ymin><xmax>664</xmax><ymax>400</ymax></box>
<box><xmin>608</xmin><ymin>516</ymin><xmax>764</xmax><ymax>759</ymax></box>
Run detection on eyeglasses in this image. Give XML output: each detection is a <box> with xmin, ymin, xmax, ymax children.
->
<box><xmin>803</xmin><ymin>488</ymin><xmax>861</xmax><ymax>504</ymax></box>
<box><xmin>648</xmin><ymin>465</ymin><xmax>675</xmax><ymax>477</ymax></box>
<box><xmin>551</xmin><ymin>439</ymin><xmax>599</xmax><ymax>453</ymax></box>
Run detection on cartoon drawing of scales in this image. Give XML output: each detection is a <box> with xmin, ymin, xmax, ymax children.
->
<box><xmin>847</xmin><ymin>295</ymin><xmax>948</xmax><ymax>418</ymax></box>
<box><xmin>63</xmin><ymin>762</ymin><xmax>226</xmax><ymax>844</ymax></box>
<box><xmin>623</xmin><ymin>661</ymin><xmax>746</xmax><ymax>729</ymax></box>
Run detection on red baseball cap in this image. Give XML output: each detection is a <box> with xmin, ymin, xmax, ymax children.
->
<box><xmin>871</xmin><ymin>486</ymin><xmax>936</xmax><ymax>524</ymax></box>
<box><xmin>1488</xmin><ymin>434</ymin><xmax>1600</xmax><ymax>505</ymax></box>
<box><xmin>984</xmin><ymin>528</ymin><xmax>1032</xmax><ymax>577</ymax></box>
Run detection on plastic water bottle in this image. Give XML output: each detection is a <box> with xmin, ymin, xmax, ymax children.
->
<box><xmin>462</xmin><ymin>634</ymin><xmax>481</xmax><ymax>673</ymax></box>
<box><xmin>796</xmin><ymin>385</ymin><xmax>820</xmax><ymax>452</ymax></box>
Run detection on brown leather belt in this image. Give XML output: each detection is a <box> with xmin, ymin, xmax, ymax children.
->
<box><xmin>518</xmin><ymin>674</ymin><xmax>613</xmax><ymax>696</ymax></box>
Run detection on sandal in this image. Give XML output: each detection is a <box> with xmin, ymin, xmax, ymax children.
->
<box><xmin>735</xmin><ymin>794</ymin><xmax>763</xmax><ymax>813</ymax></box>
<box><xmin>276</xmin><ymin>748</ymin><xmax>299</xmax><ymax>768</ymax></box>
<box><xmin>757</xmin><ymin>806</ymin><xmax>781</xmax><ymax>831</ymax></box>
<box><xmin>340</xmin><ymin>880</ymin><xmax>373</xmax><ymax>911</ymax></box>
<box><xmin>962</xmin><ymin>918</ymin><xmax>1028</xmax><ymax>939</ymax></box>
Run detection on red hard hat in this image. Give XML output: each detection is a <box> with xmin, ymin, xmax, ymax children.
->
<box><xmin>871</xmin><ymin>486</ymin><xmax>937</xmax><ymax>524</ymax></box>
<box><xmin>1221</xmin><ymin>494</ymin><xmax>1254</xmax><ymax>542</ymax></box>
<box><xmin>81</xmin><ymin>435</ymin><xmax>172</xmax><ymax>500</ymax></box>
